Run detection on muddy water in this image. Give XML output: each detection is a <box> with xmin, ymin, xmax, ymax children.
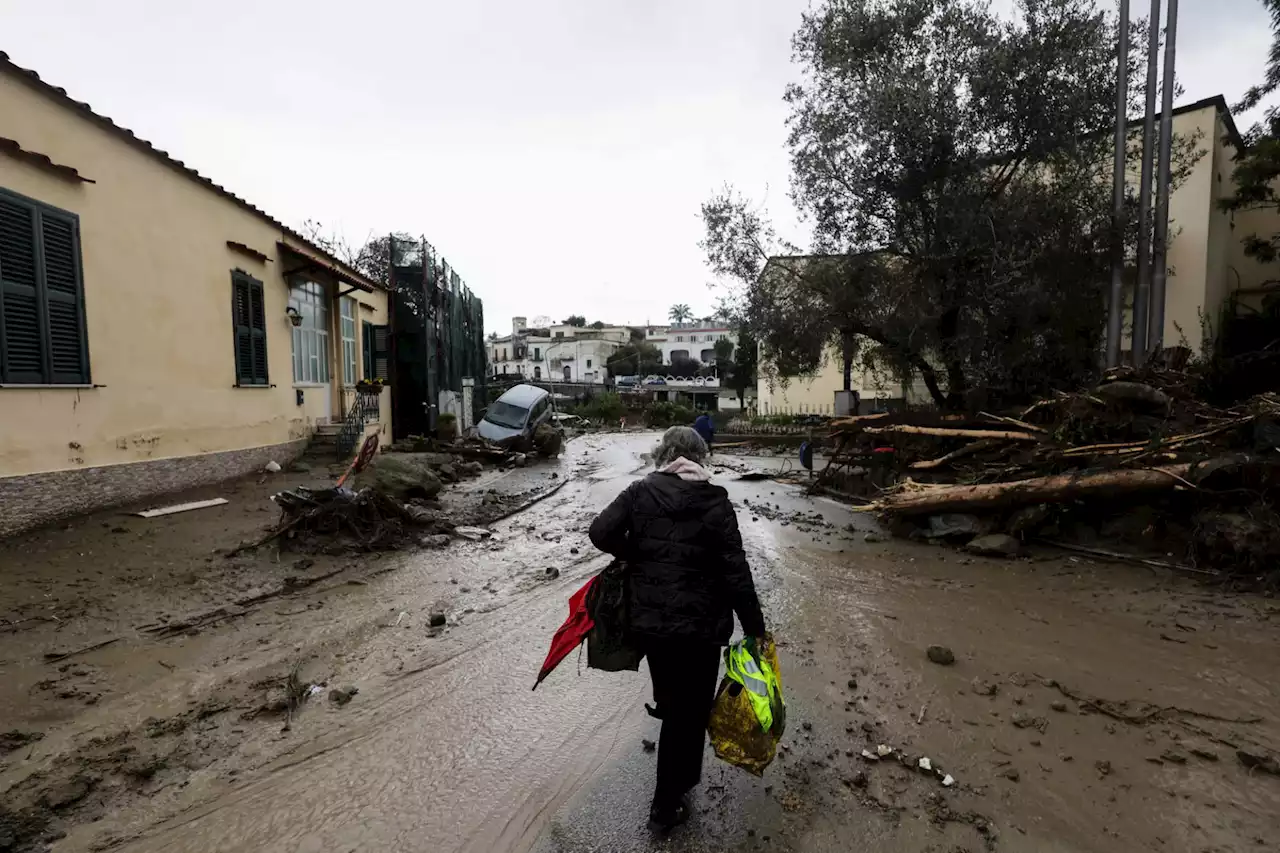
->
<box><xmin>40</xmin><ymin>432</ymin><xmax>1280</xmax><ymax>853</ymax></box>
<box><xmin>105</xmin><ymin>435</ymin><xmax>676</xmax><ymax>852</ymax></box>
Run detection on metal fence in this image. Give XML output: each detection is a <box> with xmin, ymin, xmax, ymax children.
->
<box><xmin>389</xmin><ymin>236</ymin><xmax>487</xmax><ymax>438</ymax></box>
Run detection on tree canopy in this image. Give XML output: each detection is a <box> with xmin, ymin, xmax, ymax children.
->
<box><xmin>703</xmin><ymin>0</ymin><xmax>1198</xmax><ymax>409</ymax></box>
<box><xmin>1220</xmin><ymin>0</ymin><xmax>1280</xmax><ymax>266</ymax></box>
<box><xmin>668</xmin><ymin>304</ymin><xmax>693</xmax><ymax>324</ymax></box>
<box><xmin>563</xmin><ymin>315</ymin><xmax>587</xmax><ymax>327</ymax></box>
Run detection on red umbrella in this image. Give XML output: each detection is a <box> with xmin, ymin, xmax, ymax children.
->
<box><xmin>532</xmin><ymin>577</ymin><xmax>597</xmax><ymax>690</ymax></box>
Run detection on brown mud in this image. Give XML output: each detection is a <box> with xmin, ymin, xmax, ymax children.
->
<box><xmin>0</xmin><ymin>433</ymin><xmax>1276</xmax><ymax>853</ymax></box>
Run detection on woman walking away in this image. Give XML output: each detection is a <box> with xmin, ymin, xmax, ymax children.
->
<box><xmin>588</xmin><ymin>426</ymin><xmax>766</xmax><ymax>832</ymax></box>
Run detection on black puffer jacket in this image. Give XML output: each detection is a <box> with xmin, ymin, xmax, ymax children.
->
<box><xmin>588</xmin><ymin>470</ymin><xmax>766</xmax><ymax>644</ymax></box>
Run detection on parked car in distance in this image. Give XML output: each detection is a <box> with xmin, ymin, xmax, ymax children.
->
<box><xmin>615</xmin><ymin>375</ymin><xmax>640</xmax><ymax>386</ymax></box>
<box><xmin>478</xmin><ymin>383</ymin><xmax>554</xmax><ymax>443</ymax></box>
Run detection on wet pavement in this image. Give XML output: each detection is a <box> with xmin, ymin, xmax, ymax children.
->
<box><xmin>4</xmin><ymin>432</ymin><xmax>1279</xmax><ymax>853</ymax></box>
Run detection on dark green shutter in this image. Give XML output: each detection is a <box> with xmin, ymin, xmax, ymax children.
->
<box><xmin>248</xmin><ymin>278</ymin><xmax>267</xmax><ymax>384</ymax></box>
<box><xmin>232</xmin><ymin>272</ymin><xmax>268</xmax><ymax>386</ymax></box>
<box><xmin>362</xmin><ymin>320</ymin><xmax>374</xmax><ymax>378</ymax></box>
<box><xmin>0</xmin><ymin>190</ymin><xmax>89</xmax><ymax>385</ymax></box>
<box><xmin>371</xmin><ymin>324</ymin><xmax>390</xmax><ymax>380</ymax></box>
<box><xmin>40</xmin><ymin>213</ymin><xmax>88</xmax><ymax>384</ymax></box>
<box><xmin>0</xmin><ymin>196</ymin><xmax>44</xmax><ymax>383</ymax></box>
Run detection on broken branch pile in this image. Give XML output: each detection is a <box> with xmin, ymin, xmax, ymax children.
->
<box><xmin>244</xmin><ymin>485</ymin><xmax>456</xmax><ymax>555</ymax></box>
<box><xmin>833</xmin><ymin>368</ymin><xmax>1280</xmax><ymax>582</ymax></box>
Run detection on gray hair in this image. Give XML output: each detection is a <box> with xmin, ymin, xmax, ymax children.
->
<box><xmin>653</xmin><ymin>426</ymin><xmax>707</xmax><ymax>468</ymax></box>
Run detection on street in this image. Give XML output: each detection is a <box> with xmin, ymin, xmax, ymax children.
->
<box><xmin>3</xmin><ymin>432</ymin><xmax>1278</xmax><ymax>853</ymax></box>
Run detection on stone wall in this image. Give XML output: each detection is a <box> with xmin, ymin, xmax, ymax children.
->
<box><xmin>0</xmin><ymin>439</ymin><xmax>307</xmax><ymax>539</ymax></box>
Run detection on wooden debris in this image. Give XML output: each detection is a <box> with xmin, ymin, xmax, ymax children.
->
<box><xmin>864</xmin><ymin>465</ymin><xmax>1190</xmax><ymax>516</ymax></box>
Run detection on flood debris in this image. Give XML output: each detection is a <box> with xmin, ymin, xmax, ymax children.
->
<box><xmin>834</xmin><ymin>367</ymin><xmax>1280</xmax><ymax>585</ymax></box>
<box><xmin>134</xmin><ymin>498</ymin><xmax>229</xmax><ymax>518</ymax></box>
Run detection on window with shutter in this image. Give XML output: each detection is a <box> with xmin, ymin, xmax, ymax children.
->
<box><xmin>370</xmin><ymin>324</ymin><xmax>390</xmax><ymax>380</ymax></box>
<box><xmin>231</xmin><ymin>271</ymin><xmax>268</xmax><ymax>386</ymax></box>
<box><xmin>0</xmin><ymin>188</ymin><xmax>89</xmax><ymax>385</ymax></box>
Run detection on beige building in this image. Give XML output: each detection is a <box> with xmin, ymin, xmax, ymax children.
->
<box><xmin>0</xmin><ymin>53</ymin><xmax>393</xmax><ymax>537</ymax></box>
<box><xmin>758</xmin><ymin>95</ymin><xmax>1278</xmax><ymax>415</ymax></box>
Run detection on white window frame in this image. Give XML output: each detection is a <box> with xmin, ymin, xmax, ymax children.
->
<box><xmin>289</xmin><ymin>280</ymin><xmax>330</xmax><ymax>385</ymax></box>
<box><xmin>340</xmin><ymin>297</ymin><xmax>357</xmax><ymax>386</ymax></box>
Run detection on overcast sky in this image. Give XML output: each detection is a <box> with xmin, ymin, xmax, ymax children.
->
<box><xmin>3</xmin><ymin>0</ymin><xmax>1273</xmax><ymax>334</ymax></box>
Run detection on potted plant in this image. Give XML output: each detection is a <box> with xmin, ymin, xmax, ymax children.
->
<box><xmin>436</xmin><ymin>412</ymin><xmax>458</xmax><ymax>441</ymax></box>
<box><xmin>356</xmin><ymin>377</ymin><xmax>385</xmax><ymax>393</ymax></box>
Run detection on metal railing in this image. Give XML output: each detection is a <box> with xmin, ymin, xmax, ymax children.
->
<box><xmin>337</xmin><ymin>389</ymin><xmax>381</xmax><ymax>458</ymax></box>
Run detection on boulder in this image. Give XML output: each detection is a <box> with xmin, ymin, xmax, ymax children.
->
<box><xmin>1094</xmin><ymin>381</ymin><xmax>1172</xmax><ymax>413</ymax></box>
<box><xmin>354</xmin><ymin>453</ymin><xmax>443</xmax><ymax>500</ymax></box>
<box><xmin>965</xmin><ymin>533</ymin><xmax>1021</xmax><ymax>557</ymax></box>
<box><xmin>456</xmin><ymin>460</ymin><xmax>484</xmax><ymax>477</ymax></box>
<box><xmin>927</xmin><ymin>513</ymin><xmax>986</xmax><ymax>541</ymax></box>
<box><xmin>534</xmin><ymin>423</ymin><xmax>563</xmax><ymax>457</ymax></box>
<box><xmin>1006</xmin><ymin>504</ymin><xmax>1052</xmax><ymax>536</ymax></box>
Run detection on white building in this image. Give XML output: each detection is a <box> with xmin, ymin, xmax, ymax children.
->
<box><xmin>488</xmin><ymin>316</ymin><xmax>630</xmax><ymax>384</ymax></box>
<box><xmin>646</xmin><ymin>322</ymin><xmax>736</xmax><ymax>366</ymax></box>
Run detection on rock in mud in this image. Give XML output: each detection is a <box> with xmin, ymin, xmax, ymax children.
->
<box><xmin>354</xmin><ymin>453</ymin><xmax>443</xmax><ymax>500</ymax></box>
<box><xmin>436</xmin><ymin>463</ymin><xmax>459</xmax><ymax>483</ymax></box>
<box><xmin>1237</xmin><ymin>749</ymin><xmax>1280</xmax><ymax>776</ymax></box>
<box><xmin>1095</xmin><ymin>759</ymin><xmax>1112</xmax><ymax>776</ymax></box>
<box><xmin>965</xmin><ymin>534</ymin><xmax>1021</xmax><ymax>557</ymax></box>
<box><xmin>1094</xmin><ymin>380</ymin><xmax>1171</xmax><ymax>413</ymax></box>
<box><xmin>927</xmin><ymin>514</ymin><xmax>985</xmax><ymax>540</ymax></box>
<box><xmin>428</xmin><ymin>612</ymin><xmax>447</xmax><ymax>628</ymax></box>
<box><xmin>544</xmin><ymin>567</ymin><xmax>560</xmax><ymax>580</ymax></box>
<box><xmin>41</xmin><ymin>774</ymin><xmax>95</xmax><ymax>810</ymax></box>
<box><xmin>1000</xmin><ymin>767</ymin><xmax>1021</xmax><ymax>782</ymax></box>
<box><xmin>926</xmin><ymin>645</ymin><xmax>956</xmax><ymax>666</ymax></box>
<box><xmin>1006</xmin><ymin>504</ymin><xmax>1052</xmax><ymax>535</ymax></box>
<box><xmin>328</xmin><ymin>686</ymin><xmax>359</xmax><ymax>707</ymax></box>
<box><xmin>454</xmin><ymin>526</ymin><xmax>492</xmax><ymax>541</ymax></box>
<box><xmin>0</xmin><ymin>730</ymin><xmax>44</xmax><ymax>755</ymax></box>
<box><xmin>970</xmin><ymin>677</ymin><xmax>999</xmax><ymax>696</ymax></box>
<box><xmin>457</xmin><ymin>461</ymin><xmax>484</xmax><ymax>477</ymax></box>
<box><xmin>1190</xmin><ymin>748</ymin><xmax>1220</xmax><ymax>762</ymax></box>
<box><xmin>420</xmin><ymin>534</ymin><xmax>451</xmax><ymax>549</ymax></box>
<box><xmin>863</xmin><ymin>532</ymin><xmax>886</xmax><ymax>544</ymax></box>
<box><xmin>1011</xmin><ymin>711</ymin><xmax>1049</xmax><ymax>733</ymax></box>
<box><xmin>1050</xmin><ymin>699</ymin><xmax>1069</xmax><ymax>712</ymax></box>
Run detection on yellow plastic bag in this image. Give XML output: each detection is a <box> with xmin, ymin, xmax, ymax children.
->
<box><xmin>708</xmin><ymin>634</ymin><xmax>786</xmax><ymax>776</ymax></box>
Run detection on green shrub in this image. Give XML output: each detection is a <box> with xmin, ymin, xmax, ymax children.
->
<box><xmin>573</xmin><ymin>392</ymin><xmax>626</xmax><ymax>422</ymax></box>
<box><xmin>645</xmin><ymin>402</ymin><xmax>696</xmax><ymax>428</ymax></box>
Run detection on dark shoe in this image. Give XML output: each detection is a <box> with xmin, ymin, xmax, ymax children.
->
<box><xmin>648</xmin><ymin>797</ymin><xmax>690</xmax><ymax>834</ymax></box>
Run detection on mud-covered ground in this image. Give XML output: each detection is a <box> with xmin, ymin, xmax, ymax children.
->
<box><xmin>1</xmin><ymin>432</ymin><xmax>1278</xmax><ymax>853</ymax></box>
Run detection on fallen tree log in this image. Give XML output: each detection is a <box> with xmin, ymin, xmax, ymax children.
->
<box><xmin>862</xmin><ymin>425</ymin><xmax>1044</xmax><ymax>442</ymax></box>
<box><xmin>868</xmin><ymin>465</ymin><xmax>1191</xmax><ymax>516</ymax></box>
<box><xmin>908</xmin><ymin>439</ymin><xmax>1003</xmax><ymax>471</ymax></box>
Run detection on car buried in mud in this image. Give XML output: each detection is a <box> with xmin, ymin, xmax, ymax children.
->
<box><xmin>478</xmin><ymin>383</ymin><xmax>555</xmax><ymax>445</ymax></box>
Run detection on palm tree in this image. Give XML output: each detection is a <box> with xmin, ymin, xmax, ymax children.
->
<box><xmin>668</xmin><ymin>304</ymin><xmax>693</xmax><ymax>324</ymax></box>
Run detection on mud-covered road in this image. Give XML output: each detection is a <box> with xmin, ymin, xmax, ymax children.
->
<box><xmin>3</xmin><ymin>432</ymin><xmax>1279</xmax><ymax>853</ymax></box>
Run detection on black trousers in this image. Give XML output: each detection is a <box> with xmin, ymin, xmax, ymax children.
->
<box><xmin>641</xmin><ymin>639</ymin><xmax>722</xmax><ymax>810</ymax></box>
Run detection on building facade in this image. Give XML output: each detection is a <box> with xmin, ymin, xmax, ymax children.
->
<box><xmin>488</xmin><ymin>317</ymin><xmax>631</xmax><ymax>384</ymax></box>
<box><xmin>0</xmin><ymin>53</ymin><xmax>392</xmax><ymax>537</ymax></box>
<box><xmin>757</xmin><ymin>95</ymin><xmax>1278</xmax><ymax>415</ymax></box>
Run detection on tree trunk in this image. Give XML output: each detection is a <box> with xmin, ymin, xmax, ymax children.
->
<box><xmin>877</xmin><ymin>465</ymin><xmax>1190</xmax><ymax>516</ymax></box>
<box><xmin>840</xmin><ymin>333</ymin><xmax>854</xmax><ymax>392</ymax></box>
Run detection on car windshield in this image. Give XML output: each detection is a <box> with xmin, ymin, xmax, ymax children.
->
<box><xmin>484</xmin><ymin>400</ymin><xmax>529</xmax><ymax>430</ymax></box>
